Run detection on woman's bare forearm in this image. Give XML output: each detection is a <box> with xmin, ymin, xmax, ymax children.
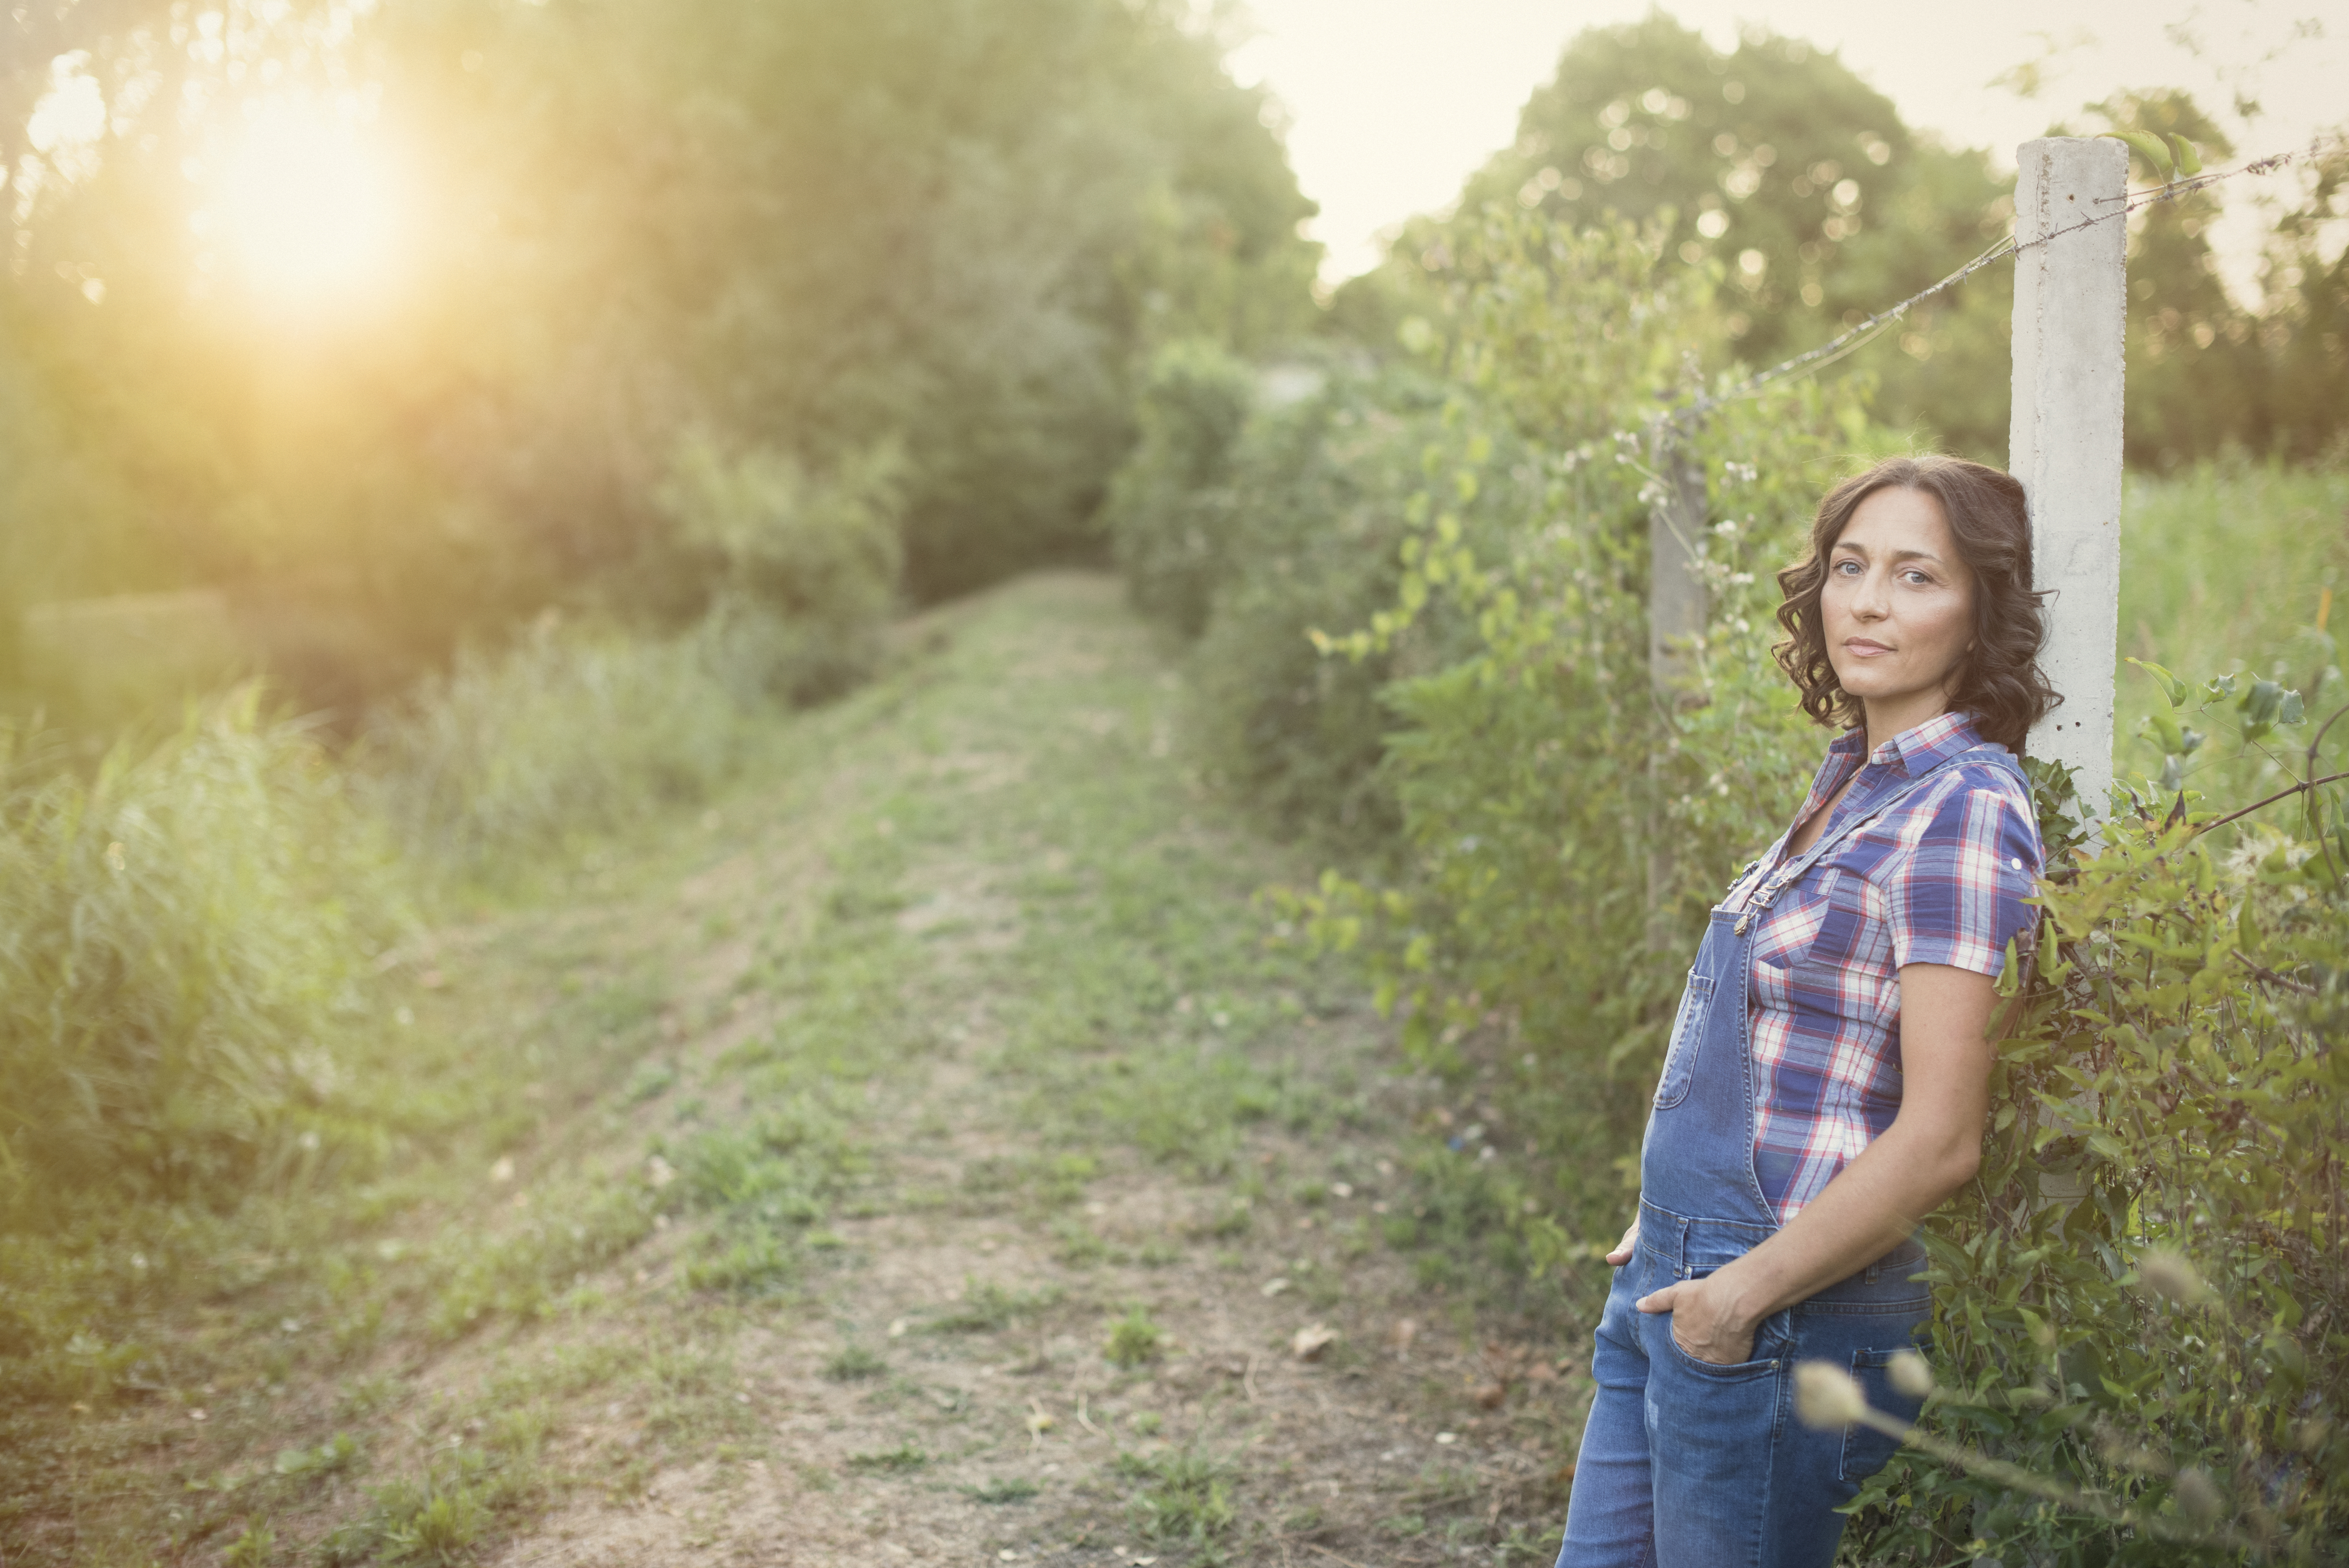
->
<box><xmin>1707</xmin><ymin>963</ymin><xmax>1994</xmax><ymax>1329</ymax></box>
<box><xmin>1706</xmin><ymin>1118</ymin><xmax>1978</xmax><ymax>1327</ymax></box>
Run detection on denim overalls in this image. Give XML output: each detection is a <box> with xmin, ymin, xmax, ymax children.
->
<box><xmin>1556</xmin><ymin>743</ymin><xmax>2025</xmax><ymax>1568</ymax></box>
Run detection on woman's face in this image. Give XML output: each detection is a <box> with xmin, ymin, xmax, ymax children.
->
<box><xmin>1820</xmin><ymin>485</ymin><xmax>1977</xmax><ymax>729</ymax></box>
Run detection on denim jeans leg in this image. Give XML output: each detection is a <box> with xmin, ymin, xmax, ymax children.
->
<box><xmin>1755</xmin><ymin>1304</ymin><xmax>1930</xmax><ymax>1566</ymax></box>
<box><xmin>1555</xmin><ymin>1260</ymin><xmax>1658</xmax><ymax>1568</ymax></box>
<box><xmin>1640</xmin><ymin>1295</ymin><xmax>1787</xmax><ymax>1568</ymax></box>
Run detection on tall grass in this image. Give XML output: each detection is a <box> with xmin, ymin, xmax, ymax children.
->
<box><xmin>0</xmin><ymin>690</ymin><xmax>406</xmax><ymax>1213</ymax></box>
<box><xmin>0</xmin><ymin>612</ymin><xmax>760</xmax><ymax>1222</ymax></box>
<box><xmin>363</xmin><ymin>618</ymin><xmax>749</xmax><ymax>873</ymax></box>
<box><xmin>2115</xmin><ymin>460</ymin><xmax>2349</xmax><ymax>801</ymax></box>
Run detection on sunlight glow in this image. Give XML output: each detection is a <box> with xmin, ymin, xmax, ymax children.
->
<box><xmin>210</xmin><ymin>98</ymin><xmax>403</xmax><ymax>307</ymax></box>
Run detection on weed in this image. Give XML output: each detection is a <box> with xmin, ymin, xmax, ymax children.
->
<box><xmin>427</xmin><ymin>1181</ymin><xmax>656</xmax><ymax>1338</ymax></box>
<box><xmin>0</xmin><ymin>693</ymin><xmax>408</xmax><ymax>1212</ymax></box>
<box><xmin>1117</xmin><ymin>1447</ymin><xmax>1236</xmax><ymax>1549</ymax></box>
<box><xmin>366</xmin><ymin>620</ymin><xmax>747</xmax><ymax>873</ymax></box>
<box><xmin>845</xmin><ymin>1441</ymin><xmax>927</xmax><ymax>1473</ymax></box>
<box><xmin>931</xmin><ymin>1279</ymin><xmax>1056</xmax><ymax>1334</ymax></box>
<box><xmin>338</xmin><ymin>1374</ymin><xmax>403</xmax><ymax>1420</ymax></box>
<box><xmin>1103</xmin><ymin>1306</ymin><xmax>1165</xmax><ymax>1368</ymax></box>
<box><xmin>1051</xmin><ymin>1218</ymin><xmax>1112</xmax><ymax>1266</ymax></box>
<box><xmin>823</xmin><ymin>1345</ymin><xmax>887</xmax><ymax>1381</ymax></box>
<box><xmin>273</xmin><ymin>1432</ymin><xmax>360</xmax><ymax>1479</ymax></box>
<box><xmin>1128</xmin><ymin>1411</ymin><xmax>1164</xmax><ymax>1436</ymax></box>
<box><xmin>679</xmin><ymin>1226</ymin><xmax>797</xmax><ymax>1297</ymax></box>
<box><xmin>625</xmin><ymin>1060</ymin><xmax>679</xmax><ymax>1104</ymax></box>
<box><xmin>1199</xmin><ymin>1197</ymin><xmax>1253</xmax><ymax>1238</ymax></box>
<box><xmin>967</xmin><ymin>1476</ymin><xmax>1041</xmax><ymax>1504</ymax></box>
<box><xmin>323</xmin><ymin>1461</ymin><xmax>499</xmax><ymax>1568</ymax></box>
<box><xmin>604</xmin><ymin>1455</ymin><xmax>654</xmax><ymax>1504</ymax></box>
<box><xmin>224</xmin><ymin>1520</ymin><xmax>275</xmax><ymax>1568</ymax></box>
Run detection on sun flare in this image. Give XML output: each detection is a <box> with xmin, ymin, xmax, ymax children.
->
<box><xmin>210</xmin><ymin>98</ymin><xmax>403</xmax><ymax>306</ymax></box>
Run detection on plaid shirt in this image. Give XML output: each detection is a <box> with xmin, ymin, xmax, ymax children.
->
<box><xmin>1721</xmin><ymin>711</ymin><xmax>2043</xmax><ymax>1224</ymax></box>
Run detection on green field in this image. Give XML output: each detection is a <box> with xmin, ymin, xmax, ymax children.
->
<box><xmin>2116</xmin><ymin>462</ymin><xmax>2349</xmax><ymax>802</ymax></box>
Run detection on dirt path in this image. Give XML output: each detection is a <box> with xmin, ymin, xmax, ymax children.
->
<box><xmin>11</xmin><ymin>574</ymin><xmax>1590</xmax><ymax>1567</ymax></box>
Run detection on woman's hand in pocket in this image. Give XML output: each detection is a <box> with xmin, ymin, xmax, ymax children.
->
<box><xmin>1636</xmin><ymin>1272</ymin><xmax>1760</xmax><ymax>1365</ymax></box>
<box><xmin>1605</xmin><ymin>1219</ymin><xmax>1640</xmax><ymax>1266</ymax></box>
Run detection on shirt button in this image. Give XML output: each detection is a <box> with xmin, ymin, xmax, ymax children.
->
<box><xmin>2010</xmin><ymin>857</ymin><xmax>2024</xmax><ymax>870</ymax></box>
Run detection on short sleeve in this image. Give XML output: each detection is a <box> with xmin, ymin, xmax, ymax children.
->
<box><xmin>1887</xmin><ymin>776</ymin><xmax>2044</xmax><ymax>978</ymax></box>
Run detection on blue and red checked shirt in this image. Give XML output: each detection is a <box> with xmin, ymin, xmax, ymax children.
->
<box><xmin>1720</xmin><ymin>710</ymin><xmax>2044</xmax><ymax>1224</ymax></box>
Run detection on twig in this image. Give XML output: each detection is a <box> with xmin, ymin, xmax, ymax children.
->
<box><xmin>1244</xmin><ymin>1351</ymin><xmax>1260</xmax><ymax>1403</ymax></box>
<box><xmin>1076</xmin><ymin>1394</ymin><xmax>1100</xmax><ymax>1436</ymax></box>
<box><xmin>1869</xmin><ymin>1410</ymin><xmax>2264</xmax><ymax>1556</ymax></box>
<box><xmin>2230</xmin><ymin>948</ymin><xmax>2317</xmax><ymax>996</ymax></box>
<box><xmin>1301</xmin><ymin>1543</ymin><xmax>1374</xmax><ymax>1568</ymax></box>
<box><xmin>2194</xmin><ymin>770</ymin><xmax>2349</xmax><ymax>835</ymax></box>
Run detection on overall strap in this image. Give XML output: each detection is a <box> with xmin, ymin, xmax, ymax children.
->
<box><xmin>1733</xmin><ymin>742</ymin><xmax>2010</xmax><ymax>935</ymax></box>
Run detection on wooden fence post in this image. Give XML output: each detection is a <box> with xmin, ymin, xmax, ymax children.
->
<box><xmin>2010</xmin><ymin>137</ymin><xmax>2129</xmax><ymax>817</ymax></box>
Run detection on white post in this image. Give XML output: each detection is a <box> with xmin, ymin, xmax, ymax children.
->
<box><xmin>2010</xmin><ymin>137</ymin><xmax>2128</xmax><ymax>815</ymax></box>
<box><xmin>1648</xmin><ymin>429</ymin><xmax>1708</xmax><ymax>699</ymax></box>
<box><xmin>1647</xmin><ymin>426</ymin><xmax>1707</xmax><ymax>946</ymax></box>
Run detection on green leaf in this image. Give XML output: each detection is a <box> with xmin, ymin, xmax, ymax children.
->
<box><xmin>2101</xmin><ymin>130</ymin><xmax>2174</xmax><ymax>180</ymax></box>
<box><xmin>2166</xmin><ymin>134</ymin><xmax>2203</xmax><ymax>176</ymax></box>
<box><xmin>2126</xmin><ymin>657</ymin><xmax>2190</xmax><ymax>709</ymax></box>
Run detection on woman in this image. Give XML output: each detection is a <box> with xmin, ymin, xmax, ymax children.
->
<box><xmin>1556</xmin><ymin>456</ymin><xmax>2055</xmax><ymax>1568</ymax></box>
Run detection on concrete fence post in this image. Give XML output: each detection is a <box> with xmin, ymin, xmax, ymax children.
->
<box><xmin>2010</xmin><ymin>137</ymin><xmax>2128</xmax><ymax>817</ymax></box>
<box><xmin>1646</xmin><ymin>424</ymin><xmax>1709</xmax><ymax>946</ymax></box>
<box><xmin>1647</xmin><ymin>428</ymin><xmax>1709</xmax><ymax>698</ymax></box>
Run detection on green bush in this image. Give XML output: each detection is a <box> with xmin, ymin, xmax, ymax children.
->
<box><xmin>656</xmin><ymin>435</ymin><xmax>906</xmax><ymax>705</ymax></box>
<box><xmin>1273</xmin><ymin>210</ymin><xmax>1857</xmax><ymax>1247</ymax></box>
<box><xmin>364</xmin><ymin>617</ymin><xmax>747</xmax><ymax>871</ymax></box>
<box><xmin>1185</xmin><ymin>362</ymin><xmax>1491</xmax><ymax>849</ymax></box>
<box><xmin>1104</xmin><ymin>337</ymin><xmax>1257</xmax><ymax>637</ymax></box>
<box><xmin>1843</xmin><ymin>678</ymin><xmax>2349</xmax><ymax>1565</ymax></box>
<box><xmin>0</xmin><ymin>691</ymin><xmax>406</xmax><ymax>1211</ymax></box>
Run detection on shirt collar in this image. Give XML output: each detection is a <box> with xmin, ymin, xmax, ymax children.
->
<box><xmin>1829</xmin><ymin>709</ymin><xmax>1984</xmax><ymax>778</ymax></box>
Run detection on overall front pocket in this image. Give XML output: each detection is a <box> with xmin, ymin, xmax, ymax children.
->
<box><xmin>1651</xmin><ymin>971</ymin><xmax>1716</xmax><ymax>1109</ymax></box>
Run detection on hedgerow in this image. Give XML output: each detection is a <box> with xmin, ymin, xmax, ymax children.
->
<box><xmin>1114</xmin><ymin>199</ymin><xmax>2349</xmax><ymax>1559</ymax></box>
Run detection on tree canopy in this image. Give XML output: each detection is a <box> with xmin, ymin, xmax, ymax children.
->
<box><xmin>0</xmin><ymin>0</ymin><xmax>1320</xmax><ymax>706</ymax></box>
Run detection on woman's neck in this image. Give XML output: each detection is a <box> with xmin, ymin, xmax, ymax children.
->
<box><xmin>1861</xmin><ymin>691</ymin><xmax>1955</xmax><ymax>755</ymax></box>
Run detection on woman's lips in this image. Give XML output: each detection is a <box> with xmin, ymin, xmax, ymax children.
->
<box><xmin>1842</xmin><ymin>638</ymin><xmax>1894</xmax><ymax>657</ymax></box>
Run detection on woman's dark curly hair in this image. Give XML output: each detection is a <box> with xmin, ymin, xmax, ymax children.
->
<box><xmin>1772</xmin><ymin>455</ymin><xmax>2059</xmax><ymax>755</ymax></box>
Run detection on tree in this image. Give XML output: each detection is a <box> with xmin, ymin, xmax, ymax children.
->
<box><xmin>1455</xmin><ymin>14</ymin><xmax>2007</xmax><ymax>375</ymax></box>
<box><xmin>0</xmin><ymin>0</ymin><xmax>1323</xmax><ymax>708</ymax></box>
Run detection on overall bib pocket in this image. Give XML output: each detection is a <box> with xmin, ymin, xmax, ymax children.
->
<box><xmin>1650</xmin><ymin>970</ymin><xmax>1716</xmax><ymax>1109</ymax></box>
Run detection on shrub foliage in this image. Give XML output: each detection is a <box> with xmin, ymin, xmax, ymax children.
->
<box><xmin>0</xmin><ymin>693</ymin><xmax>405</xmax><ymax>1210</ymax></box>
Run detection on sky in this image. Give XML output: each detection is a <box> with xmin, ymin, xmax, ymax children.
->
<box><xmin>1225</xmin><ymin>0</ymin><xmax>2348</xmax><ymax>297</ymax></box>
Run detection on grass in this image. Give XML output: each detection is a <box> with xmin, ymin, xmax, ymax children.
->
<box><xmin>844</xmin><ymin>1441</ymin><xmax>928</xmax><ymax>1474</ymax></box>
<box><xmin>822</xmin><ymin>1344</ymin><xmax>888</xmax><ymax>1381</ymax></box>
<box><xmin>966</xmin><ymin>1476</ymin><xmax>1041</xmax><ymax>1504</ymax></box>
<box><xmin>362</xmin><ymin>617</ymin><xmax>750</xmax><ymax>876</ymax></box>
<box><xmin>929</xmin><ymin>1279</ymin><xmax>1058</xmax><ymax>1335</ymax></box>
<box><xmin>0</xmin><ymin>571</ymin><xmax>1566</xmax><ymax>1561</ymax></box>
<box><xmin>2116</xmin><ymin>460</ymin><xmax>2349</xmax><ymax>808</ymax></box>
<box><xmin>1117</xmin><ymin>1447</ymin><xmax>1238</xmax><ymax>1551</ymax></box>
<box><xmin>1102</xmin><ymin>1306</ymin><xmax>1166</xmax><ymax>1369</ymax></box>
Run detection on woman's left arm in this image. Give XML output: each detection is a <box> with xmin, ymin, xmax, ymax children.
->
<box><xmin>1635</xmin><ymin>962</ymin><xmax>1996</xmax><ymax>1363</ymax></box>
